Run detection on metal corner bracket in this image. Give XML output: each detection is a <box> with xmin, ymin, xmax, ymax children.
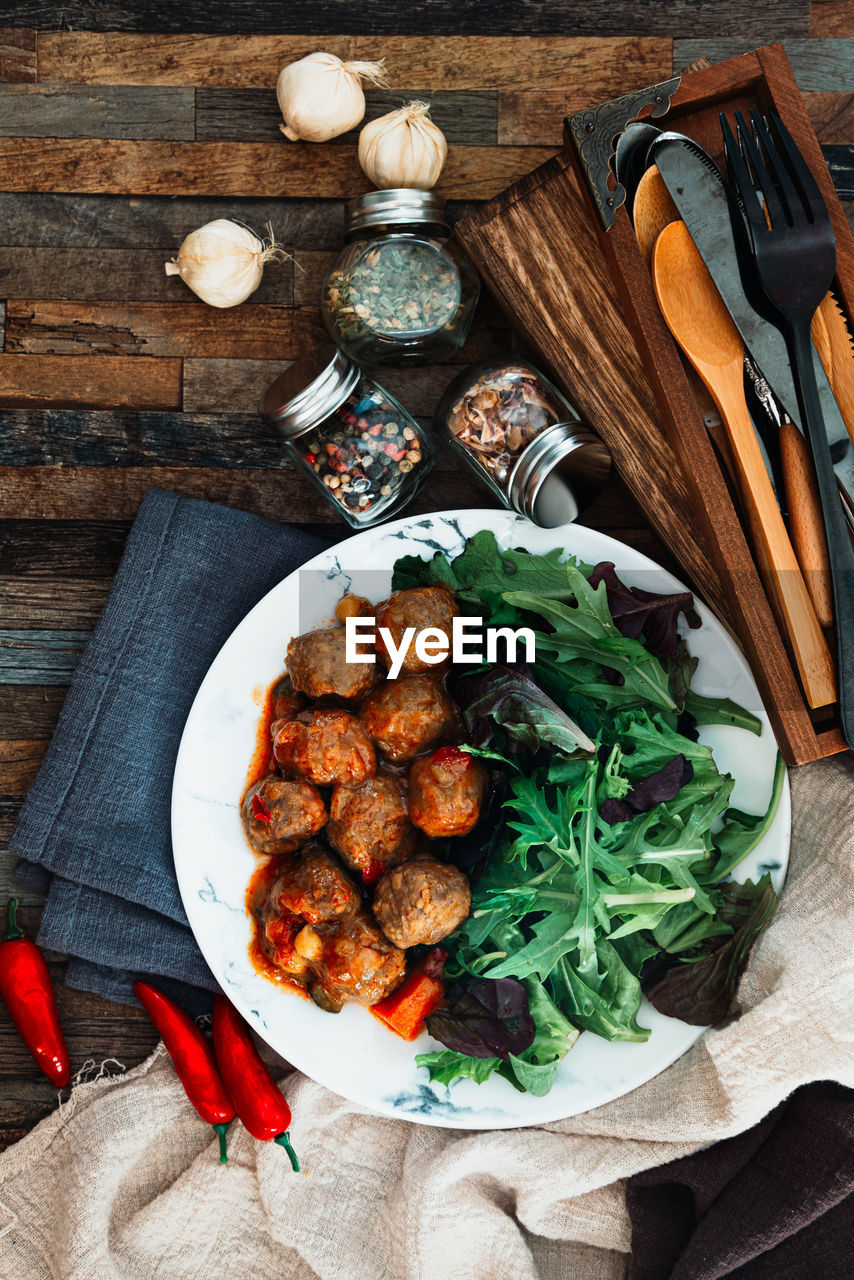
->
<box><xmin>568</xmin><ymin>76</ymin><xmax>681</xmax><ymax>230</ymax></box>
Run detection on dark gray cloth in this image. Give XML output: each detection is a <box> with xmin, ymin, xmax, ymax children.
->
<box><xmin>11</xmin><ymin>489</ymin><xmax>332</xmax><ymax>1006</ymax></box>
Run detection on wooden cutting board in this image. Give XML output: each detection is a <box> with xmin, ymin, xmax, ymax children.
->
<box><xmin>455</xmin><ymin>152</ymin><xmax>731</xmax><ymax>617</ymax></box>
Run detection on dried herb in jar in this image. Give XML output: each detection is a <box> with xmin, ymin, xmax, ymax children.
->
<box><xmin>446</xmin><ymin>365</ymin><xmax>562</xmax><ymax>485</ymax></box>
<box><xmin>326</xmin><ymin>239</ymin><xmax>461</xmax><ymax>343</ymax></box>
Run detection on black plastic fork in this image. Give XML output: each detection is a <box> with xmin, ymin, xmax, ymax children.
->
<box><xmin>722</xmin><ymin>107</ymin><xmax>854</xmax><ymax>744</ymax></box>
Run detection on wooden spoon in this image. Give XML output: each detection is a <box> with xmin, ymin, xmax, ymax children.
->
<box><xmin>633</xmin><ymin>167</ymin><xmax>679</xmax><ymax>264</ymax></box>
<box><xmin>653</xmin><ymin>220</ymin><xmax>836</xmax><ymax>709</ymax></box>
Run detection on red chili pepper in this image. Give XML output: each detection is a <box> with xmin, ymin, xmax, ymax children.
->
<box><xmin>362</xmin><ymin>859</ymin><xmax>384</xmax><ymax>885</ymax></box>
<box><xmin>432</xmin><ymin>745</ymin><xmax>472</xmax><ymax>769</ymax></box>
<box><xmin>133</xmin><ymin>980</ymin><xmax>235</xmax><ymax>1164</ymax></box>
<box><xmin>0</xmin><ymin>898</ymin><xmax>70</xmax><ymax>1088</ymax></box>
<box><xmin>304</xmin><ymin>452</ymin><xmax>316</xmax><ymax>465</ymax></box>
<box><xmin>211</xmin><ymin>995</ymin><xmax>300</xmax><ymax>1170</ymax></box>
<box><xmin>252</xmin><ymin>792</ymin><xmax>272</xmax><ymax>822</ymax></box>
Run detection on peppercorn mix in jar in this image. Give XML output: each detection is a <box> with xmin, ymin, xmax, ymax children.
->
<box><xmin>263</xmin><ymin>350</ymin><xmax>433</xmax><ymax>528</ymax></box>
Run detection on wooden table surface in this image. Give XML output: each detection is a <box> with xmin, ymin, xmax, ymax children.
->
<box><xmin>0</xmin><ymin>4</ymin><xmax>852</xmax><ymax>1152</ymax></box>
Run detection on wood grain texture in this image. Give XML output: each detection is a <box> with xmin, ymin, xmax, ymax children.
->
<box><xmin>811</xmin><ymin>0</ymin><xmax>854</xmax><ymax>37</ymax></box>
<box><xmin>0</xmin><ymin>520</ymin><xmax>131</xmax><ymax>576</ymax></box>
<box><xmin>4</xmin><ymin>299</ymin><xmax>511</xmax><ymax>361</ymax></box>
<box><xmin>0</xmin><ymin>84</ymin><xmax>195</xmax><ymax>140</ymax></box>
<box><xmin>0</xmin><ymin>687</ymin><xmax>67</xmax><ymax>738</ymax></box>
<box><xmin>0</xmin><ymin>138</ymin><xmax>555</xmax><ymax>200</ymax></box>
<box><xmin>36</xmin><ymin>33</ymin><xmax>674</xmax><ymax>91</ymax></box>
<box><xmin>196</xmin><ymin>88</ymin><xmax>498</xmax><ymax>145</ymax></box>
<box><xmin>673</xmin><ymin>38</ymin><xmax>854</xmax><ymax>90</ymax></box>
<box><xmin>0</xmin><ymin>27</ymin><xmax>36</xmax><ymax>83</ymax></box>
<box><xmin>0</xmin><ymin>577</ymin><xmax>112</xmax><ymax>628</ymax></box>
<box><xmin>0</xmin><ymin>354</ymin><xmax>182</xmax><ymax>410</ymax></box>
<box><xmin>502</xmin><ymin>88</ymin><xmax>854</xmax><ymax>147</ymax></box>
<box><xmin>0</xmin><ymin>630</ymin><xmax>90</xmax><ymax>686</ymax></box>
<box><xmin>0</xmin><ymin>739</ymin><xmax>48</xmax><ymax>793</ymax></box>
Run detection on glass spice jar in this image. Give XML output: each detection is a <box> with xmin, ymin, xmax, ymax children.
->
<box><xmin>263</xmin><ymin>349</ymin><xmax>434</xmax><ymax>528</ymax></box>
<box><xmin>321</xmin><ymin>189</ymin><xmax>481</xmax><ymax>367</ymax></box>
<box><xmin>435</xmin><ymin>356</ymin><xmax>611</xmax><ymax>527</ymax></box>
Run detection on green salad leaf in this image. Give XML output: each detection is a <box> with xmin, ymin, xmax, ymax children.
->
<box><xmin>397</xmin><ymin>535</ymin><xmax>784</xmax><ymax>1095</ymax></box>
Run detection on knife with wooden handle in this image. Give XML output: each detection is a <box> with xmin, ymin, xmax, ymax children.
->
<box><xmin>817</xmin><ymin>292</ymin><xmax>854</xmax><ymax>444</ymax></box>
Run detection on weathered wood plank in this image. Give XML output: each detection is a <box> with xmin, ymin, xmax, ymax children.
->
<box><xmin>0</xmin><ymin>687</ymin><xmax>66</xmax><ymax>738</ymax></box>
<box><xmin>824</xmin><ymin>145</ymin><xmax>854</xmax><ymax>199</ymax></box>
<box><xmin>0</xmin><ymin>577</ymin><xmax>111</xmax><ymax>628</ymax></box>
<box><xmin>0</xmin><ymin>138</ymin><xmax>554</xmax><ymax>200</ymax></box>
<box><xmin>500</xmin><ymin>89</ymin><xmax>854</xmax><ymax>147</ymax></box>
<box><xmin>0</xmin><ymin>355</ymin><xmax>182</xmax><ymax>410</ymax></box>
<box><xmin>196</xmin><ymin>87</ymin><xmax>497</xmax><ymax>145</ymax></box>
<box><xmin>4</xmin><ymin>299</ymin><xmax>512</xmax><ymax>361</ymax></box>
<box><xmin>36</xmin><ymin>33</ymin><xmax>674</xmax><ymax>91</ymax></box>
<box><xmin>0</xmin><ymin>193</ymin><xmax>346</xmax><ymax>249</ymax></box>
<box><xmin>0</xmin><ymin>247</ymin><xmax>295</xmax><ymax>304</ymax></box>
<box><xmin>811</xmin><ymin>0</ymin><xmax>854</xmax><ymax>37</ymax></box>
<box><xmin>0</xmin><ymin>630</ymin><xmax>89</xmax><ymax>685</ymax></box>
<box><xmin>673</xmin><ymin>38</ymin><xmax>854</xmax><ymax>91</ymax></box>
<box><xmin>0</xmin><ymin>520</ymin><xmax>130</xmax><ymax>577</ymax></box>
<box><xmin>0</xmin><ymin>464</ymin><xmax>488</xmax><ymax>522</ymax></box>
<box><xmin>5</xmin><ymin>301</ymin><xmax>325</xmax><ymax>358</ymax></box>
<box><xmin>0</xmin><ymin>28</ymin><xmax>36</xmax><ymax>83</ymax></box>
<box><xmin>0</xmin><ymin>846</ymin><xmax>45</xmax><ymax>905</ymax></box>
<box><xmin>0</xmin><ymin>85</ymin><xmax>195</xmax><ymax>140</ymax></box>
<box><xmin>0</xmin><ymin>739</ymin><xmax>48</xmax><ymax>792</ymax></box>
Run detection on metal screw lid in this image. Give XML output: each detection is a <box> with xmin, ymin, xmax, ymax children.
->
<box><xmin>261</xmin><ymin>347</ymin><xmax>361</xmax><ymax>438</ymax></box>
<box><xmin>346</xmin><ymin>188</ymin><xmax>449</xmax><ymax>232</ymax></box>
<box><xmin>505</xmin><ymin>421</ymin><xmax>611</xmax><ymax>527</ymax></box>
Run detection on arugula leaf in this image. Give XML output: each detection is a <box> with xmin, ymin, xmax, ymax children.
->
<box><xmin>684</xmin><ymin>691</ymin><xmax>763</xmax><ymax>736</ymax></box>
<box><xmin>552</xmin><ymin>940</ymin><xmax>650</xmax><ymax>1042</ymax></box>
<box><xmin>708</xmin><ymin>751</ymin><xmax>785</xmax><ymax>881</ymax></box>
<box><xmin>415</xmin><ymin>1050</ymin><xmax>502</xmax><ymax>1087</ymax></box>
<box><xmin>505</xmin><ymin>577</ymin><xmax>676</xmax><ymax>713</ymax></box>
<box><xmin>644</xmin><ymin>875</ymin><xmax>777</xmax><ymax>1025</ymax></box>
<box><xmin>391</xmin><ymin>530</ymin><xmax>588</xmax><ymax>604</ymax></box>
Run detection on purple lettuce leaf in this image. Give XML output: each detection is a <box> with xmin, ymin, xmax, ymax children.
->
<box><xmin>589</xmin><ymin>562</ymin><xmax>701</xmax><ymax>659</ymax></box>
<box><xmin>425</xmin><ymin>977</ymin><xmax>536</xmax><ymax>1060</ymax></box>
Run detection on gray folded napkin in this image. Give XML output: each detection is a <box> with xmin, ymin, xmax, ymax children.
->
<box><xmin>11</xmin><ymin>489</ymin><xmax>331</xmax><ymax>1010</ymax></box>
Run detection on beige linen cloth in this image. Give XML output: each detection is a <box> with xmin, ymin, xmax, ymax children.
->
<box><xmin>1</xmin><ymin>754</ymin><xmax>852</xmax><ymax>1280</ymax></box>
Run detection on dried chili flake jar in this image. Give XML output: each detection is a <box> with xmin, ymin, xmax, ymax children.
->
<box><xmin>263</xmin><ymin>349</ymin><xmax>433</xmax><ymax>527</ymax></box>
<box><xmin>436</xmin><ymin>357</ymin><xmax>611</xmax><ymax>527</ymax></box>
<box><xmin>322</xmin><ymin>190</ymin><xmax>480</xmax><ymax>366</ymax></box>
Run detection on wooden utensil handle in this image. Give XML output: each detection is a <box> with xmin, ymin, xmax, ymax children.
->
<box><xmin>713</xmin><ymin>370</ymin><xmax>836</xmax><ymax>709</ymax></box>
<box><xmin>779</xmin><ymin>421</ymin><xmax>834</xmax><ymax>627</ymax></box>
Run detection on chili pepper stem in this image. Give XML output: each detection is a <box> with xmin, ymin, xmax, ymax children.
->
<box><xmin>213</xmin><ymin>1122</ymin><xmax>229</xmax><ymax>1164</ymax></box>
<box><xmin>274</xmin><ymin>1131</ymin><xmax>300</xmax><ymax>1171</ymax></box>
<box><xmin>5</xmin><ymin>898</ymin><xmax>24</xmax><ymax>941</ymax></box>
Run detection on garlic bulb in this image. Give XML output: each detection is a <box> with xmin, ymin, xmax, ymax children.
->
<box><xmin>277</xmin><ymin>52</ymin><xmax>388</xmax><ymax>143</ymax></box>
<box><xmin>358</xmin><ymin>101</ymin><xmax>447</xmax><ymax>190</ymax></box>
<box><xmin>164</xmin><ymin>220</ymin><xmax>285</xmax><ymax>308</ymax></box>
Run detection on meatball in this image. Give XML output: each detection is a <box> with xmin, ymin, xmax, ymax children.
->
<box><xmin>359</xmin><ymin>674</ymin><xmax>462</xmax><ymax>762</ymax></box>
<box><xmin>273</xmin><ymin>708</ymin><xmax>376</xmax><ymax>787</ymax></box>
<box><xmin>311</xmin><ymin>912</ymin><xmax>406</xmax><ymax>1010</ymax></box>
<box><xmin>286</xmin><ymin>626</ymin><xmax>380</xmax><ymax>702</ymax></box>
<box><xmin>375</xmin><ymin>587</ymin><xmax>459</xmax><ymax>675</ymax></box>
<box><xmin>409</xmin><ymin>747</ymin><xmax>488</xmax><ymax>838</ymax></box>
<box><xmin>270</xmin><ymin>846</ymin><xmax>360</xmax><ymax>923</ymax></box>
<box><xmin>327</xmin><ymin>773</ymin><xmax>415</xmax><ymax>880</ymax></box>
<box><xmin>270</xmin><ymin>673</ymin><xmax>307</xmax><ymax>723</ymax></box>
<box><xmin>241</xmin><ymin>776</ymin><xmax>327</xmax><ymax>856</ymax></box>
<box><xmin>373</xmin><ymin>858</ymin><xmax>471</xmax><ymax>948</ymax></box>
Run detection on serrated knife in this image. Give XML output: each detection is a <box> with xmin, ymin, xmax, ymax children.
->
<box><xmin>649</xmin><ymin>134</ymin><xmax>854</xmax><ymax>531</ymax></box>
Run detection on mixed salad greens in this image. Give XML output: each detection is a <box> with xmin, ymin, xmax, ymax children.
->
<box><xmin>392</xmin><ymin>532</ymin><xmax>784</xmax><ymax>1097</ymax></box>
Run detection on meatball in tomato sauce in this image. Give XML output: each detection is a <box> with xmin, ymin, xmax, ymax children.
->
<box><xmin>373</xmin><ymin>858</ymin><xmax>471</xmax><ymax>949</ymax></box>
<box><xmin>286</xmin><ymin>626</ymin><xmax>380</xmax><ymax>702</ymax></box>
<box><xmin>241</xmin><ymin>776</ymin><xmax>327</xmax><ymax>856</ymax></box>
<box><xmin>270</xmin><ymin>846</ymin><xmax>360</xmax><ymax>924</ymax></box>
<box><xmin>270</xmin><ymin>673</ymin><xmax>307</xmax><ymax>723</ymax></box>
<box><xmin>375</xmin><ymin>587</ymin><xmax>459</xmax><ymax>675</ymax></box>
<box><xmin>409</xmin><ymin>747</ymin><xmax>488</xmax><ymax>838</ymax></box>
<box><xmin>273</xmin><ymin>708</ymin><xmax>376</xmax><ymax>787</ymax></box>
<box><xmin>359</xmin><ymin>673</ymin><xmax>462</xmax><ymax>762</ymax></box>
<box><xmin>310</xmin><ymin>913</ymin><xmax>406</xmax><ymax>1011</ymax></box>
<box><xmin>327</xmin><ymin>773</ymin><xmax>415</xmax><ymax>880</ymax></box>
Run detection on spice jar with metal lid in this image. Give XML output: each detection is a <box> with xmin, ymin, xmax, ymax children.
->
<box><xmin>435</xmin><ymin>356</ymin><xmax>611</xmax><ymax>527</ymax></box>
<box><xmin>322</xmin><ymin>189</ymin><xmax>481</xmax><ymax>367</ymax></box>
<box><xmin>263</xmin><ymin>348</ymin><xmax>433</xmax><ymax>528</ymax></box>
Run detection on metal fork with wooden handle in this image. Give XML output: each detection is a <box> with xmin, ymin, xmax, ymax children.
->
<box><xmin>653</xmin><ymin>220</ymin><xmax>836</xmax><ymax>709</ymax></box>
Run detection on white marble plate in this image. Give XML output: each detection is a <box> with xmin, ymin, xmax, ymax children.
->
<box><xmin>172</xmin><ymin>510</ymin><xmax>790</xmax><ymax>1129</ymax></box>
